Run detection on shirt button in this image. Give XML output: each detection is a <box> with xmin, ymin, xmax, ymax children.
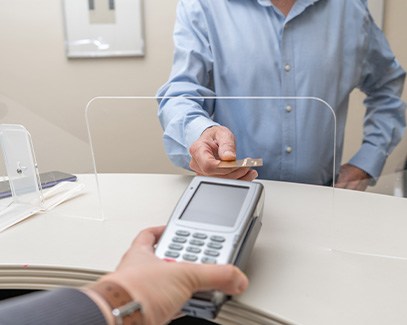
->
<box><xmin>286</xmin><ymin>146</ymin><xmax>293</xmax><ymax>153</ymax></box>
<box><xmin>284</xmin><ymin>64</ymin><xmax>291</xmax><ymax>72</ymax></box>
<box><xmin>285</xmin><ymin>105</ymin><xmax>292</xmax><ymax>112</ymax></box>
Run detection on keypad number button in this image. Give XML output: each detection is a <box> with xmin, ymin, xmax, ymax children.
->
<box><xmin>183</xmin><ymin>254</ymin><xmax>198</xmax><ymax>262</ymax></box>
<box><xmin>204</xmin><ymin>249</ymin><xmax>220</xmax><ymax>257</ymax></box>
<box><xmin>189</xmin><ymin>239</ymin><xmax>205</xmax><ymax>246</ymax></box>
<box><xmin>192</xmin><ymin>232</ymin><xmax>208</xmax><ymax>240</ymax></box>
<box><xmin>207</xmin><ymin>242</ymin><xmax>223</xmax><ymax>250</ymax></box>
<box><xmin>210</xmin><ymin>235</ymin><xmax>225</xmax><ymax>243</ymax></box>
<box><xmin>186</xmin><ymin>246</ymin><xmax>201</xmax><ymax>254</ymax></box>
<box><xmin>202</xmin><ymin>257</ymin><xmax>217</xmax><ymax>264</ymax></box>
<box><xmin>169</xmin><ymin>243</ymin><xmax>183</xmax><ymax>251</ymax></box>
<box><xmin>172</xmin><ymin>237</ymin><xmax>187</xmax><ymax>244</ymax></box>
<box><xmin>165</xmin><ymin>251</ymin><xmax>180</xmax><ymax>258</ymax></box>
<box><xmin>175</xmin><ymin>230</ymin><xmax>190</xmax><ymax>237</ymax></box>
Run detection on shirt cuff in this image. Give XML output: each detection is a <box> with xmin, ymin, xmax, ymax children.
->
<box><xmin>0</xmin><ymin>288</ymin><xmax>106</xmax><ymax>325</ymax></box>
<box><xmin>348</xmin><ymin>142</ymin><xmax>388</xmax><ymax>183</ymax></box>
<box><xmin>185</xmin><ymin>116</ymin><xmax>219</xmax><ymax>150</ymax></box>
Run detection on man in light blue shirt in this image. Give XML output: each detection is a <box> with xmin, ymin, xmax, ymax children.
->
<box><xmin>157</xmin><ymin>0</ymin><xmax>406</xmax><ymax>189</ymax></box>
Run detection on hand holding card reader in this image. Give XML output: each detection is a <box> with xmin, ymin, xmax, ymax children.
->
<box><xmin>155</xmin><ymin>176</ymin><xmax>265</xmax><ymax>319</ymax></box>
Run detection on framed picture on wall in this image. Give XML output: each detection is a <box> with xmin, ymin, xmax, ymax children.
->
<box><xmin>62</xmin><ymin>0</ymin><xmax>144</xmax><ymax>58</ymax></box>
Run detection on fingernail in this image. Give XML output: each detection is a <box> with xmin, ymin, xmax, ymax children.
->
<box><xmin>236</xmin><ymin>278</ymin><xmax>248</xmax><ymax>292</ymax></box>
<box><xmin>223</xmin><ymin>151</ymin><xmax>235</xmax><ymax>158</ymax></box>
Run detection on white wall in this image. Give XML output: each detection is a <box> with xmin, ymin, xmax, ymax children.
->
<box><xmin>0</xmin><ymin>0</ymin><xmax>406</xmax><ymax>180</ymax></box>
<box><xmin>0</xmin><ymin>0</ymin><xmax>181</xmax><ymax>174</ymax></box>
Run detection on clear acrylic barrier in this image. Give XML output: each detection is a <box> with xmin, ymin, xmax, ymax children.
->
<box><xmin>366</xmin><ymin>169</ymin><xmax>407</xmax><ymax>198</ymax></box>
<box><xmin>85</xmin><ymin>97</ymin><xmax>188</xmax><ymax>175</ymax></box>
<box><xmin>331</xmin><ymin>97</ymin><xmax>407</xmax><ymax>259</ymax></box>
<box><xmin>332</xmin><ymin>112</ymin><xmax>407</xmax><ymax>259</ymax></box>
<box><xmin>332</xmin><ymin>171</ymin><xmax>407</xmax><ymax>259</ymax></box>
<box><xmin>86</xmin><ymin>96</ymin><xmax>338</xmax><ymax>181</ymax></box>
<box><xmin>86</xmin><ymin>96</ymin><xmax>407</xmax><ymax>261</ymax></box>
<box><xmin>86</xmin><ymin>96</ymin><xmax>336</xmax><ymax>246</ymax></box>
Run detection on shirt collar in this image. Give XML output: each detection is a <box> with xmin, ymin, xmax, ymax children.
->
<box><xmin>248</xmin><ymin>0</ymin><xmax>321</xmax><ymax>8</ymax></box>
<box><xmin>289</xmin><ymin>0</ymin><xmax>322</xmax><ymax>18</ymax></box>
<box><xmin>251</xmin><ymin>0</ymin><xmax>322</xmax><ymax>22</ymax></box>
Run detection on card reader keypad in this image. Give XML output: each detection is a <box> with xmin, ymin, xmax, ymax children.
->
<box><xmin>164</xmin><ymin>231</ymin><xmax>226</xmax><ymax>264</ymax></box>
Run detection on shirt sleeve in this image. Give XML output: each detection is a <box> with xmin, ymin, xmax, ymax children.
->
<box><xmin>350</xmin><ymin>11</ymin><xmax>406</xmax><ymax>180</ymax></box>
<box><xmin>0</xmin><ymin>288</ymin><xmax>106</xmax><ymax>325</ymax></box>
<box><xmin>157</xmin><ymin>0</ymin><xmax>219</xmax><ymax>169</ymax></box>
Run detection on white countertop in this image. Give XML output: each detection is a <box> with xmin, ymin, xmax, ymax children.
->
<box><xmin>0</xmin><ymin>173</ymin><xmax>406</xmax><ymax>325</ymax></box>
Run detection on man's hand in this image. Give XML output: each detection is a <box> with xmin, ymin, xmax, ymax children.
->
<box><xmin>335</xmin><ymin>163</ymin><xmax>371</xmax><ymax>191</ymax></box>
<box><xmin>102</xmin><ymin>226</ymin><xmax>249</xmax><ymax>325</ymax></box>
<box><xmin>189</xmin><ymin>126</ymin><xmax>258</xmax><ymax>181</ymax></box>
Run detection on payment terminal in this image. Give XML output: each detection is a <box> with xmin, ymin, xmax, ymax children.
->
<box><xmin>155</xmin><ymin>176</ymin><xmax>265</xmax><ymax>319</ymax></box>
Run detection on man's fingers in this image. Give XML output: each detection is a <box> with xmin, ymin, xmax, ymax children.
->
<box><xmin>132</xmin><ymin>226</ymin><xmax>166</xmax><ymax>251</ymax></box>
<box><xmin>335</xmin><ymin>163</ymin><xmax>370</xmax><ymax>191</ymax></box>
<box><xmin>334</xmin><ymin>177</ymin><xmax>347</xmax><ymax>189</ymax></box>
<box><xmin>186</xmin><ymin>264</ymin><xmax>249</xmax><ymax>295</ymax></box>
<box><xmin>189</xmin><ymin>126</ymin><xmax>259</xmax><ymax>180</ymax></box>
<box><xmin>189</xmin><ymin>139</ymin><xmax>221</xmax><ymax>175</ymax></box>
<box><xmin>189</xmin><ymin>155</ymin><xmax>222</xmax><ymax>175</ymax></box>
<box><xmin>219</xmin><ymin>167</ymin><xmax>257</xmax><ymax>180</ymax></box>
<box><xmin>189</xmin><ymin>154</ymin><xmax>243</xmax><ymax>177</ymax></box>
<box><xmin>238</xmin><ymin>169</ymin><xmax>258</xmax><ymax>181</ymax></box>
<box><xmin>214</xmin><ymin>128</ymin><xmax>236</xmax><ymax>161</ymax></box>
<box><xmin>189</xmin><ymin>126</ymin><xmax>237</xmax><ymax>175</ymax></box>
<box><xmin>190</xmin><ymin>157</ymin><xmax>256</xmax><ymax>180</ymax></box>
<box><xmin>218</xmin><ymin>143</ymin><xmax>236</xmax><ymax>161</ymax></box>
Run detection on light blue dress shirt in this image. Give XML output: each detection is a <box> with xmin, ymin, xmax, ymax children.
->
<box><xmin>157</xmin><ymin>0</ymin><xmax>406</xmax><ymax>185</ymax></box>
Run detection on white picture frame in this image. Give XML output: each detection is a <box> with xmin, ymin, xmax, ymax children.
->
<box><xmin>62</xmin><ymin>0</ymin><xmax>144</xmax><ymax>58</ymax></box>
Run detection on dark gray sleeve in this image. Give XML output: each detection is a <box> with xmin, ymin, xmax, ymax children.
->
<box><xmin>0</xmin><ymin>288</ymin><xmax>107</xmax><ymax>325</ymax></box>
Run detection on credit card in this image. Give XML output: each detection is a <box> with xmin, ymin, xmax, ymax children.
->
<box><xmin>218</xmin><ymin>158</ymin><xmax>263</xmax><ymax>168</ymax></box>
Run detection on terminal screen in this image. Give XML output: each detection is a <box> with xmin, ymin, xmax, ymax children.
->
<box><xmin>180</xmin><ymin>182</ymin><xmax>249</xmax><ymax>227</ymax></box>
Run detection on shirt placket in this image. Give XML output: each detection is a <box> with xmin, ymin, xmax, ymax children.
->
<box><xmin>280</xmin><ymin>20</ymin><xmax>296</xmax><ymax>182</ymax></box>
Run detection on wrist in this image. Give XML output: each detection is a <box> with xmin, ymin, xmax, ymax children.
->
<box><xmin>81</xmin><ymin>287</ymin><xmax>115</xmax><ymax>325</ymax></box>
<box><xmin>87</xmin><ymin>280</ymin><xmax>144</xmax><ymax>325</ymax></box>
<box><xmin>201</xmin><ymin>125</ymin><xmax>220</xmax><ymax>136</ymax></box>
